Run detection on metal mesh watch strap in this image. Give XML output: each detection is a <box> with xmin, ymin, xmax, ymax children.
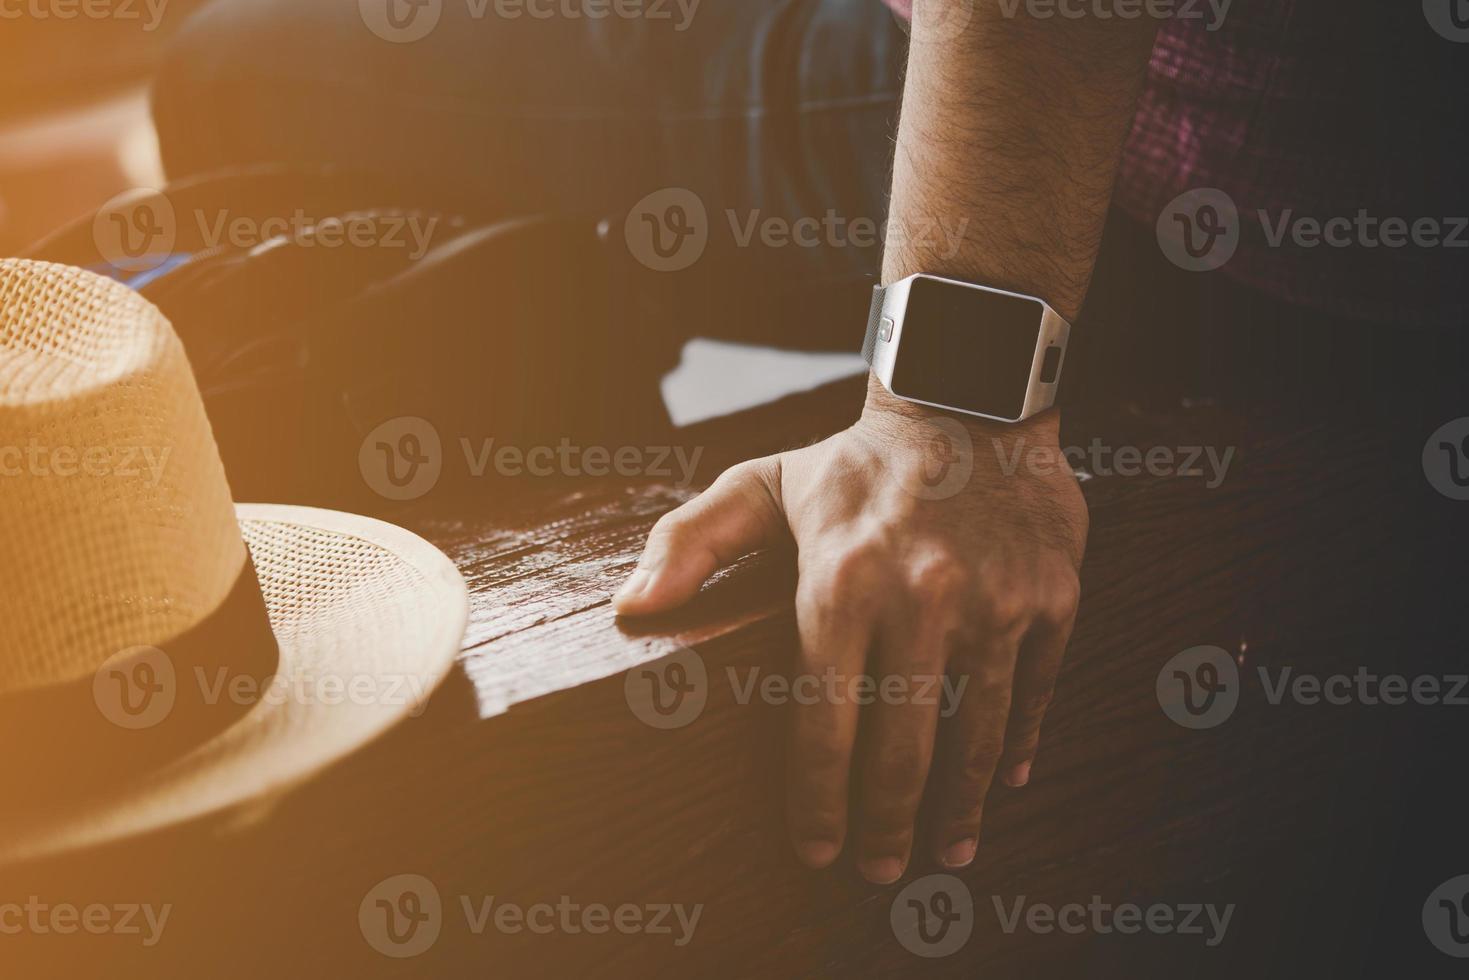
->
<box><xmin>861</xmin><ymin>283</ymin><xmax>887</xmax><ymax>364</ymax></box>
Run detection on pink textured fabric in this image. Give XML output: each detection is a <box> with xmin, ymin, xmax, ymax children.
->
<box><xmin>881</xmin><ymin>0</ymin><xmax>1463</xmax><ymax>327</ymax></box>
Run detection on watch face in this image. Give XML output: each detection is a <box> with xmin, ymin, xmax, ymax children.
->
<box><xmin>890</xmin><ymin>277</ymin><xmax>1044</xmax><ymax>420</ymax></box>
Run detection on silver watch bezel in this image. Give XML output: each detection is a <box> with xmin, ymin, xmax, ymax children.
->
<box><xmin>868</xmin><ymin>272</ymin><xmax>1072</xmax><ymax>423</ymax></box>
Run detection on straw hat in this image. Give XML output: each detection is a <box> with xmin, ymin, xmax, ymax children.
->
<box><xmin>0</xmin><ymin>258</ymin><xmax>468</xmax><ymax>866</ymax></box>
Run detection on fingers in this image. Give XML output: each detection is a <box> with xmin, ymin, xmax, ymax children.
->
<box><xmin>851</xmin><ymin>610</ymin><xmax>950</xmax><ymax>884</ymax></box>
<box><xmin>926</xmin><ymin>634</ymin><xmax>1020</xmax><ymax>870</ymax></box>
<box><xmin>998</xmin><ymin>578</ymin><xmax>1078</xmax><ymax>788</ymax></box>
<box><xmin>613</xmin><ymin>456</ymin><xmax>784</xmax><ymax>616</ymax></box>
<box><xmin>785</xmin><ymin>569</ymin><xmax>876</xmax><ymax>870</ymax></box>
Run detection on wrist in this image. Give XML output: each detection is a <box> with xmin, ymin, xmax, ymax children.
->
<box><xmin>861</xmin><ymin>374</ymin><xmax>1061</xmax><ymax>448</ymax></box>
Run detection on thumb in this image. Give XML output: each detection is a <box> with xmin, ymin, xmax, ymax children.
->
<box><xmin>614</xmin><ymin>456</ymin><xmax>785</xmax><ymax>616</ymax></box>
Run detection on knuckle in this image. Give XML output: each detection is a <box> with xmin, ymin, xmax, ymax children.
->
<box><xmin>715</xmin><ymin>456</ymin><xmax>771</xmax><ymax>496</ymax></box>
<box><xmin>829</xmin><ymin>549</ymin><xmax>879</xmax><ymax>596</ymax></box>
<box><xmin>1000</xmin><ymin>736</ymin><xmax>1040</xmax><ymax>768</ymax></box>
<box><xmin>956</xmin><ymin>742</ymin><xmax>1004</xmax><ymax>790</ymax></box>
<box><xmin>965</xmin><ymin>663</ymin><xmax>1016</xmax><ymax>703</ymax></box>
<box><xmin>945</xmin><ymin>779</ymin><xmax>991</xmax><ymax>821</ymax></box>
<box><xmin>905</xmin><ymin>548</ymin><xmax>970</xmax><ymax>605</ymax></box>
<box><xmin>1013</xmin><ymin>684</ymin><xmax>1056</xmax><ymax>721</ymax></box>
<box><xmin>977</xmin><ymin>581</ymin><xmax>1031</xmax><ymax>631</ymax></box>
<box><xmin>820</xmin><ymin>538</ymin><xmax>890</xmax><ymax>599</ymax></box>
<box><xmin>648</xmin><ymin>509</ymin><xmax>695</xmax><ymax>548</ymax></box>
<box><xmin>789</xmin><ymin>783</ymin><xmax>847</xmax><ymax>834</ymax></box>
<box><xmin>793</xmin><ymin>727</ymin><xmax>850</xmax><ymax>782</ymax></box>
<box><xmin>868</xmin><ymin>736</ymin><xmax>928</xmax><ymax>796</ymax></box>
<box><xmin>1037</xmin><ymin>569</ymin><xmax>1081</xmax><ymax>625</ymax></box>
<box><xmin>862</xmin><ymin>798</ymin><xmax>918</xmax><ymax>841</ymax></box>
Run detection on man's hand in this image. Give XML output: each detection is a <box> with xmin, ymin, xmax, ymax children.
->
<box><xmin>615</xmin><ymin>382</ymin><xmax>1087</xmax><ymax>882</ymax></box>
<box><xmin>618</xmin><ymin>0</ymin><xmax>1150</xmax><ymax>884</ymax></box>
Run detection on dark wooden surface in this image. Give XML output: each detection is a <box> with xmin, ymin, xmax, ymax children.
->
<box><xmin>15</xmin><ymin>377</ymin><xmax>1467</xmax><ymax>979</ymax></box>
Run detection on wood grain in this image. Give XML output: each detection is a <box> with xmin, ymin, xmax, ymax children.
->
<box><xmin>15</xmin><ymin>378</ymin><xmax>1462</xmax><ymax>979</ymax></box>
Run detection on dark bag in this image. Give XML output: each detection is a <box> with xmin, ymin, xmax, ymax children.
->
<box><xmin>26</xmin><ymin>167</ymin><xmax>679</xmax><ymax>509</ymax></box>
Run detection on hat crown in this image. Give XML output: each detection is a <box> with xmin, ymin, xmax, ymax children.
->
<box><xmin>0</xmin><ymin>259</ymin><xmax>246</xmax><ymax>695</ymax></box>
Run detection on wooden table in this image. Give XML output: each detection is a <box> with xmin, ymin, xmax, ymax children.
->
<box><xmin>16</xmin><ymin>377</ymin><xmax>1468</xmax><ymax>979</ymax></box>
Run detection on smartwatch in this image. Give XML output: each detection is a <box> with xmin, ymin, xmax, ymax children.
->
<box><xmin>862</xmin><ymin>273</ymin><xmax>1072</xmax><ymax>423</ymax></box>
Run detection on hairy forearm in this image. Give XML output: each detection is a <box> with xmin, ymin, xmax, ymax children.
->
<box><xmin>883</xmin><ymin>0</ymin><xmax>1158</xmax><ymax>321</ymax></box>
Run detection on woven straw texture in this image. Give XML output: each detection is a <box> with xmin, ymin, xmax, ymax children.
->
<box><xmin>0</xmin><ymin>258</ymin><xmax>469</xmax><ymax>864</ymax></box>
<box><xmin>2</xmin><ymin>503</ymin><xmax>469</xmax><ymax>866</ymax></box>
<box><xmin>0</xmin><ymin>259</ymin><xmax>245</xmax><ymax>694</ymax></box>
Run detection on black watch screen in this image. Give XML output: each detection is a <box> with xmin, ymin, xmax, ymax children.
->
<box><xmin>889</xmin><ymin>276</ymin><xmax>1045</xmax><ymax>421</ymax></box>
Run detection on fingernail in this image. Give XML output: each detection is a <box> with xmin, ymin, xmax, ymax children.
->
<box><xmin>1003</xmin><ymin>760</ymin><xmax>1032</xmax><ymax>788</ymax></box>
<box><xmin>858</xmin><ymin>856</ymin><xmax>905</xmax><ymax>885</ymax></box>
<box><xmin>795</xmin><ymin>841</ymin><xmax>841</xmax><ymax>869</ymax></box>
<box><xmin>941</xmin><ymin>838</ymin><xmax>977</xmax><ymax>869</ymax></box>
<box><xmin>614</xmin><ymin>568</ymin><xmax>652</xmax><ymax>604</ymax></box>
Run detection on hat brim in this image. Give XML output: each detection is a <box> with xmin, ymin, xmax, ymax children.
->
<box><xmin>0</xmin><ymin>504</ymin><xmax>468</xmax><ymax>867</ymax></box>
